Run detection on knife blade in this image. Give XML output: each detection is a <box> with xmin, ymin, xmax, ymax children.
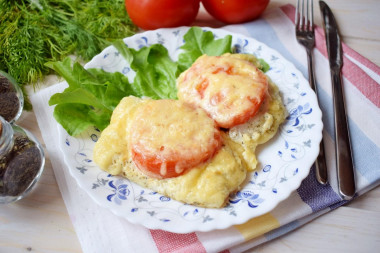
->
<box><xmin>319</xmin><ymin>1</ymin><xmax>356</xmax><ymax>200</ymax></box>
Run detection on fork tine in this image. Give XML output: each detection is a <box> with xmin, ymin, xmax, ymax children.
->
<box><xmin>306</xmin><ymin>0</ymin><xmax>309</xmax><ymax>28</ymax></box>
<box><xmin>300</xmin><ymin>0</ymin><xmax>304</xmax><ymax>28</ymax></box>
<box><xmin>296</xmin><ymin>0</ymin><xmax>314</xmax><ymax>31</ymax></box>
<box><xmin>295</xmin><ymin>0</ymin><xmax>300</xmax><ymax>27</ymax></box>
<box><xmin>310</xmin><ymin>0</ymin><xmax>314</xmax><ymax>30</ymax></box>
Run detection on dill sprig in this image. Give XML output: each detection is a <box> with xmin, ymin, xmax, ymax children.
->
<box><xmin>0</xmin><ymin>0</ymin><xmax>137</xmax><ymax>109</ymax></box>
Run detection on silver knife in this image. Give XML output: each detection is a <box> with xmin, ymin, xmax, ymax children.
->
<box><xmin>319</xmin><ymin>1</ymin><xmax>355</xmax><ymax>200</ymax></box>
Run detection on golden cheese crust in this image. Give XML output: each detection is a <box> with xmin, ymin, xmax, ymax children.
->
<box><xmin>177</xmin><ymin>54</ymin><xmax>269</xmax><ymax>128</ymax></box>
<box><xmin>129</xmin><ymin>99</ymin><xmax>222</xmax><ymax>179</ymax></box>
<box><xmin>93</xmin><ymin>97</ymin><xmax>247</xmax><ymax>208</ymax></box>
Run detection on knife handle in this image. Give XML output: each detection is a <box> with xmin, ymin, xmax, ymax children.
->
<box><xmin>331</xmin><ymin>69</ymin><xmax>356</xmax><ymax>200</ymax></box>
<box><xmin>306</xmin><ymin>50</ymin><xmax>328</xmax><ymax>185</ymax></box>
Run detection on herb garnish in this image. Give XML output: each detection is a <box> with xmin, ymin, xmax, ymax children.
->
<box><xmin>0</xmin><ymin>0</ymin><xmax>137</xmax><ymax>109</ymax></box>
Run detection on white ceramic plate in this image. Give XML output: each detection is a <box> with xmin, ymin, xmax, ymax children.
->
<box><xmin>58</xmin><ymin>27</ymin><xmax>323</xmax><ymax>233</ymax></box>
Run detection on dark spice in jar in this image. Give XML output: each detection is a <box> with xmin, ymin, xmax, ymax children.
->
<box><xmin>0</xmin><ymin>75</ymin><xmax>20</xmax><ymax>122</ymax></box>
<box><xmin>0</xmin><ymin>131</ymin><xmax>42</xmax><ymax>196</ymax></box>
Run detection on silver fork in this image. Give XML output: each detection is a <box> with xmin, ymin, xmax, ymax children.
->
<box><xmin>296</xmin><ymin>0</ymin><xmax>328</xmax><ymax>185</ymax></box>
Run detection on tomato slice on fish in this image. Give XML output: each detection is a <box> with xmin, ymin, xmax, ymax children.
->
<box><xmin>177</xmin><ymin>54</ymin><xmax>268</xmax><ymax>129</ymax></box>
<box><xmin>129</xmin><ymin>99</ymin><xmax>222</xmax><ymax>179</ymax></box>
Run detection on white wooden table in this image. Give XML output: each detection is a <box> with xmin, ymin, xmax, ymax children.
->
<box><xmin>1</xmin><ymin>1</ymin><xmax>379</xmax><ymax>252</ymax></box>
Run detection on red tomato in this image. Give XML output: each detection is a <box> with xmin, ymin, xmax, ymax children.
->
<box><xmin>125</xmin><ymin>0</ymin><xmax>200</xmax><ymax>30</ymax></box>
<box><xmin>201</xmin><ymin>0</ymin><xmax>270</xmax><ymax>24</ymax></box>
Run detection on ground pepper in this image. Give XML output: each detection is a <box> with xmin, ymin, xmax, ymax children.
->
<box><xmin>0</xmin><ymin>75</ymin><xmax>21</xmax><ymax>122</ymax></box>
<box><xmin>0</xmin><ymin>119</ymin><xmax>43</xmax><ymax>198</ymax></box>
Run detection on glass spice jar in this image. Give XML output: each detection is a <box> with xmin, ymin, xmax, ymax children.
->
<box><xmin>0</xmin><ymin>114</ymin><xmax>45</xmax><ymax>204</ymax></box>
<box><xmin>0</xmin><ymin>71</ymin><xmax>24</xmax><ymax>123</ymax></box>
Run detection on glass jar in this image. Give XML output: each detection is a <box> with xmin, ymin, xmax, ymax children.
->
<box><xmin>0</xmin><ymin>70</ymin><xmax>24</xmax><ymax>123</ymax></box>
<box><xmin>0</xmin><ymin>116</ymin><xmax>45</xmax><ymax>204</ymax></box>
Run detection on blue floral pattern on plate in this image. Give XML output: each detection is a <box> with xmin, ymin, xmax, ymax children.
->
<box><xmin>59</xmin><ymin>27</ymin><xmax>323</xmax><ymax>233</ymax></box>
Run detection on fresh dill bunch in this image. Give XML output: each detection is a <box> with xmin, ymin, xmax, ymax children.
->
<box><xmin>35</xmin><ymin>0</ymin><xmax>138</xmax><ymax>60</ymax></box>
<box><xmin>0</xmin><ymin>2</ymin><xmax>53</xmax><ymax>109</ymax></box>
<box><xmin>36</xmin><ymin>0</ymin><xmax>104</xmax><ymax>60</ymax></box>
<box><xmin>2</xmin><ymin>3</ymin><xmax>53</xmax><ymax>83</ymax></box>
<box><xmin>74</xmin><ymin>0</ymin><xmax>137</xmax><ymax>41</ymax></box>
<box><xmin>0</xmin><ymin>0</ymin><xmax>137</xmax><ymax>110</ymax></box>
<box><xmin>0</xmin><ymin>0</ymin><xmax>23</xmax><ymax>10</ymax></box>
<box><xmin>4</xmin><ymin>24</ymin><xmax>47</xmax><ymax>85</ymax></box>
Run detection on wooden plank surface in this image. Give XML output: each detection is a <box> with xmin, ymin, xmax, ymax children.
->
<box><xmin>253</xmin><ymin>206</ymin><xmax>380</xmax><ymax>253</ymax></box>
<box><xmin>1</xmin><ymin>1</ymin><xmax>379</xmax><ymax>252</ymax></box>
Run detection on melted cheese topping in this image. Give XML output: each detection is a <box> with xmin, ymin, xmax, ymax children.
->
<box><xmin>129</xmin><ymin>99</ymin><xmax>221</xmax><ymax>178</ymax></box>
<box><xmin>122</xmin><ymin>133</ymin><xmax>246</xmax><ymax>208</ymax></box>
<box><xmin>93</xmin><ymin>96</ymin><xmax>246</xmax><ymax>208</ymax></box>
<box><xmin>93</xmin><ymin>96</ymin><xmax>142</xmax><ymax>175</ymax></box>
<box><xmin>229</xmin><ymin>79</ymin><xmax>286</xmax><ymax>171</ymax></box>
<box><xmin>177</xmin><ymin>54</ymin><xmax>268</xmax><ymax>128</ymax></box>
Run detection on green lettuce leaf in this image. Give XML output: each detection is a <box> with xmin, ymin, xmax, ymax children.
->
<box><xmin>47</xmin><ymin>57</ymin><xmax>135</xmax><ymax>135</ymax></box>
<box><xmin>177</xmin><ymin>27</ymin><xmax>233</xmax><ymax>72</ymax></box>
<box><xmin>52</xmin><ymin>103</ymin><xmax>110</xmax><ymax>136</ymax></box>
<box><xmin>113</xmin><ymin>40</ymin><xmax>179</xmax><ymax>99</ymax></box>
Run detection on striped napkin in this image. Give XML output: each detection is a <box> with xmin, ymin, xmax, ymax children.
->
<box><xmin>30</xmin><ymin>4</ymin><xmax>380</xmax><ymax>253</ymax></box>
